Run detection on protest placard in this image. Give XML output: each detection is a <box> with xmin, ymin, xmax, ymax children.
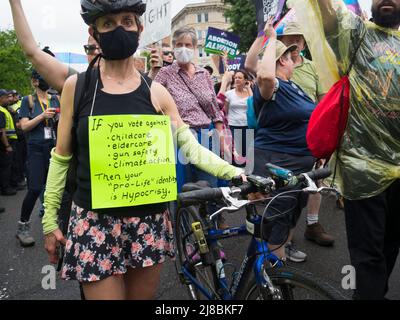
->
<box><xmin>261</xmin><ymin>9</ymin><xmax>297</xmax><ymax>49</ymax></box>
<box><xmin>204</xmin><ymin>27</ymin><xmax>240</xmax><ymax>59</ymax></box>
<box><xmin>343</xmin><ymin>0</ymin><xmax>362</xmax><ymax>16</ymax></box>
<box><xmin>218</xmin><ymin>55</ymin><xmax>246</xmax><ymax>74</ymax></box>
<box><xmin>88</xmin><ymin>115</ymin><xmax>176</xmax><ymax>209</ymax></box>
<box><xmin>253</xmin><ymin>0</ymin><xmax>286</xmax><ymax>34</ymax></box>
<box><xmin>140</xmin><ymin>0</ymin><xmax>171</xmax><ymax>47</ymax></box>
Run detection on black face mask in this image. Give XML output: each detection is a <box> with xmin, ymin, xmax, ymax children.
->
<box><xmin>97</xmin><ymin>26</ymin><xmax>139</xmax><ymax>60</ymax></box>
<box><xmin>38</xmin><ymin>78</ymin><xmax>50</xmax><ymax>92</ymax></box>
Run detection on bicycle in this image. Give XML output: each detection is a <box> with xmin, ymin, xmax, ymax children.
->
<box><xmin>174</xmin><ymin>163</ymin><xmax>347</xmax><ymax>300</ymax></box>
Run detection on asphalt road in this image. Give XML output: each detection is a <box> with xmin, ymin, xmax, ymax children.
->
<box><xmin>0</xmin><ymin>189</ymin><xmax>399</xmax><ymax>300</ymax></box>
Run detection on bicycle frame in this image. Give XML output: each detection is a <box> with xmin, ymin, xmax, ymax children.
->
<box><xmin>177</xmin><ymin>168</ymin><xmax>337</xmax><ymax>300</ymax></box>
<box><xmin>178</xmin><ymin>213</ymin><xmax>284</xmax><ymax>300</ymax></box>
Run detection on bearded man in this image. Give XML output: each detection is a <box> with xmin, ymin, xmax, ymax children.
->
<box><xmin>317</xmin><ymin>0</ymin><xmax>400</xmax><ymax>300</ymax></box>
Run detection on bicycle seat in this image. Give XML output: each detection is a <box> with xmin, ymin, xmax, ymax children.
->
<box><xmin>182</xmin><ymin>180</ymin><xmax>211</xmax><ymax>192</ymax></box>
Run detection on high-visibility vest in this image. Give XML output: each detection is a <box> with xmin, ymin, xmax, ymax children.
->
<box><xmin>9</xmin><ymin>101</ymin><xmax>21</xmax><ymax>113</ymax></box>
<box><xmin>0</xmin><ymin>106</ymin><xmax>18</xmax><ymax>140</ymax></box>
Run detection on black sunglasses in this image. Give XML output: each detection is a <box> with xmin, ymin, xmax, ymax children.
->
<box><xmin>163</xmin><ymin>51</ymin><xmax>174</xmax><ymax>56</ymax></box>
<box><xmin>84</xmin><ymin>44</ymin><xmax>100</xmax><ymax>55</ymax></box>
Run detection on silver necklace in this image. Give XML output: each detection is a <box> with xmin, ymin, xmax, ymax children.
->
<box><xmin>105</xmin><ymin>72</ymin><xmax>136</xmax><ymax>86</ymax></box>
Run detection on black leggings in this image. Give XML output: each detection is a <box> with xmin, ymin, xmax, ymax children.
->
<box><xmin>20</xmin><ymin>141</ymin><xmax>53</xmax><ymax>222</ymax></box>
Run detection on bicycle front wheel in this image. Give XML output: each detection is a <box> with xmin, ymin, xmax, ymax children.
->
<box><xmin>174</xmin><ymin>206</ymin><xmax>218</xmax><ymax>300</ymax></box>
<box><xmin>237</xmin><ymin>265</ymin><xmax>346</xmax><ymax>300</ymax></box>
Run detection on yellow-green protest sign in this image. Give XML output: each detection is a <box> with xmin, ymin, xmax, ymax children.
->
<box><xmin>88</xmin><ymin>115</ymin><xmax>177</xmax><ymax>209</ymax></box>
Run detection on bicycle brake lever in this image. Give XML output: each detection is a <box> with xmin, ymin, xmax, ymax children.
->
<box><xmin>221</xmin><ymin>187</ymin><xmax>249</xmax><ymax>209</ymax></box>
<box><xmin>209</xmin><ymin>187</ymin><xmax>249</xmax><ymax>220</ymax></box>
<box><xmin>302</xmin><ymin>174</ymin><xmax>319</xmax><ymax>194</ymax></box>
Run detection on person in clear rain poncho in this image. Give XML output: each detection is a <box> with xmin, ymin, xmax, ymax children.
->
<box><xmin>290</xmin><ymin>0</ymin><xmax>399</xmax><ymax>300</ymax></box>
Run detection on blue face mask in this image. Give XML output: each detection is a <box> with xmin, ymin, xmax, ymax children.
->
<box><xmin>97</xmin><ymin>26</ymin><xmax>139</xmax><ymax>60</ymax></box>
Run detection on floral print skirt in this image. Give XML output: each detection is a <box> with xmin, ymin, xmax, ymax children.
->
<box><xmin>62</xmin><ymin>203</ymin><xmax>175</xmax><ymax>283</ymax></box>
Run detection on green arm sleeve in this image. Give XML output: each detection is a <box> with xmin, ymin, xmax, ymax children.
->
<box><xmin>176</xmin><ymin>124</ymin><xmax>243</xmax><ymax>180</ymax></box>
<box><xmin>42</xmin><ymin>148</ymin><xmax>72</xmax><ymax>235</ymax></box>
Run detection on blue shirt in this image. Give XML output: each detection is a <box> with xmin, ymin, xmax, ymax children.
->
<box><xmin>253</xmin><ymin>78</ymin><xmax>315</xmax><ymax>156</ymax></box>
<box><xmin>19</xmin><ymin>94</ymin><xmax>59</xmax><ymax>144</ymax></box>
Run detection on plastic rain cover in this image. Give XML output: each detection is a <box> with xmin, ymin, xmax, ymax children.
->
<box><xmin>288</xmin><ymin>0</ymin><xmax>400</xmax><ymax>200</ymax></box>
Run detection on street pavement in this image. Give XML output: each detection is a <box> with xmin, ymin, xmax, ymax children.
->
<box><xmin>0</xmin><ymin>189</ymin><xmax>399</xmax><ymax>300</ymax></box>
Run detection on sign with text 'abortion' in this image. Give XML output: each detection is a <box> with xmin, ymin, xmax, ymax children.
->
<box><xmin>88</xmin><ymin>115</ymin><xmax>176</xmax><ymax>209</ymax></box>
<box><xmin>204</xmin><ymin>27</ymin><xmax>240</xmax><ymax>59</ymax></box>
<box><xmin>140</xmin><ymin>0</ymin><xmax>171</xmax><ymax>47</ymax></box>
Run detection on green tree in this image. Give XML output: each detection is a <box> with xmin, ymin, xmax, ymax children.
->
<box><xmin>0</xmin><ymin>29</ymin><xmax>32</xmax><ymax>96</ymax></box>
<box><xmin>223</xmin><ymin>0</ymin><xmax>258</xmax><ymax>53</ymax></box>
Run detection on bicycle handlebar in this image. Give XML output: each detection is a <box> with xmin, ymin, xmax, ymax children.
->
<box><xmin>177</xmin><ymin>188</ymin><xmax>224</xmax><ymax>207</ymax></box>
<box><xmin>299</xmin><ymin>168</ymin><xmax>331</xmax><ymax>182</ymax></box>
<box><xmin>178</xmin><ymin>167</ymin><xmax>332</xmax><ymax>208</ymax></box>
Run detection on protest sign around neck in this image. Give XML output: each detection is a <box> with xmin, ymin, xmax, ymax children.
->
<box><xmin>204</xmin><ymin>27</ymin><xmax>240</xmax><ymax>59</ymax></box>
<box><xmin>88</xmin><ymin>115</ymin><xmax>176</xmax><ymax>209</ymax></box>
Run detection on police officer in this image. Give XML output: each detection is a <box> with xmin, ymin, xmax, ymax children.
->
<box><xmin>0</xmin><ymin>89</ymin><xmax>18</xmax><ymax>196</ymax></box>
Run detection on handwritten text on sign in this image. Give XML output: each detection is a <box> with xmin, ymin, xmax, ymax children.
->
<box><xmin>140</xmin><ymin>0</ymin><xmax>171</xmax><ymax>47</ymax></box>
<box><xmin>88</xmin><ymin>115</ymin><xmax>177</xmax><ymax>209</ymax></box>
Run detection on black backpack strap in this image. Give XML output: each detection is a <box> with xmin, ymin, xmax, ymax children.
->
<box><xmin>330</xmin><ymin>29</ymin><xmax>367</xmax><ymax>188</ymax></box>
<box><xmin>65</xmin><ymin>72</ymin><xmax>88</xmax><ymax>195</ymax></box>
<box><xmin>346</xmin><ymin>28</ymin><xmax>366</xmax><ymax>76</ymax></box>
<box><xmin>73</xmin><ymin>72</ymin><xmax>87</xmax><ymax>127</ymax></box>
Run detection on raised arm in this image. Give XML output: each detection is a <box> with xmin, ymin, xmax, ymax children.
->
<box><xmin>316</xmin><ymin>0</ymin><xmax>338</xmax><ymax>35</ymax></box>
<box><xmin>217</xmin><ymin>71</ymin><xmax>234</xmax><ymax>96</ymax></box>
<box><xmin>245</xmin><ymin>36</ymin><xmax>264</xmax><ymax>75</ymax></box>
<box><xmin>257</xmin><ymin>20</ymin><xmax>277</xmax><ymax>101</ymax></box>
<box><xmin>9</xmin><ymin>0</ymin><xmax>70</xmax><ymax>92</ymax></box>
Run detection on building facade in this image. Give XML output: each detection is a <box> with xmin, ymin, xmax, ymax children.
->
<box><xmin>172</xmin><ymin>0</ymin><xmax>231</xmax><ymax>69</ymax></box>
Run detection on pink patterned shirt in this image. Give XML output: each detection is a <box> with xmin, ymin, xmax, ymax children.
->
<box><xmin>155</xmin><ymin>62</ymin><xmax>223</xmax><ymax>128</ymax></box>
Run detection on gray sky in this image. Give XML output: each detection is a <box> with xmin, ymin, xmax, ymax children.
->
<box><xmin>0</xmin><ymin>0</ymin><xmax>371</xmax><ymax>55</ymax></box>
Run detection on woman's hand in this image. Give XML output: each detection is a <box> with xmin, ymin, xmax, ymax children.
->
<box><xmin>222</xmin><ymin>71</ymin><xmax>234</xmax><ymax>85</ymax></box>
<box><xmin>44</xmin><ymin>228</ymin><xmax>66</xmax><ymax>264</ymax></box>
<box><xmin>42</xmin><ymin>108</ymin><xmax>56</xmax><ymax>120</ymax></box>
<box><xmin>244</xmin><ymin>81</ymin><xmax>253</xmax><ymax>94</ymax></box>
<box><xmin>264</xmin><ymin>17</ymin><xmax>277</xmax><ymax>39</ymax></box>
<box><xmin>150</xmin><ymin>48</ymin><xmax>162</xmax><ymax>70</ymax></box>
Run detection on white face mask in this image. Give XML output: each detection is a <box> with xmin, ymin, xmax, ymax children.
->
<box><xmin>174</xmin><ymin>47</ymin><xmax>194</xmax><ymax>64</ymax></box>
